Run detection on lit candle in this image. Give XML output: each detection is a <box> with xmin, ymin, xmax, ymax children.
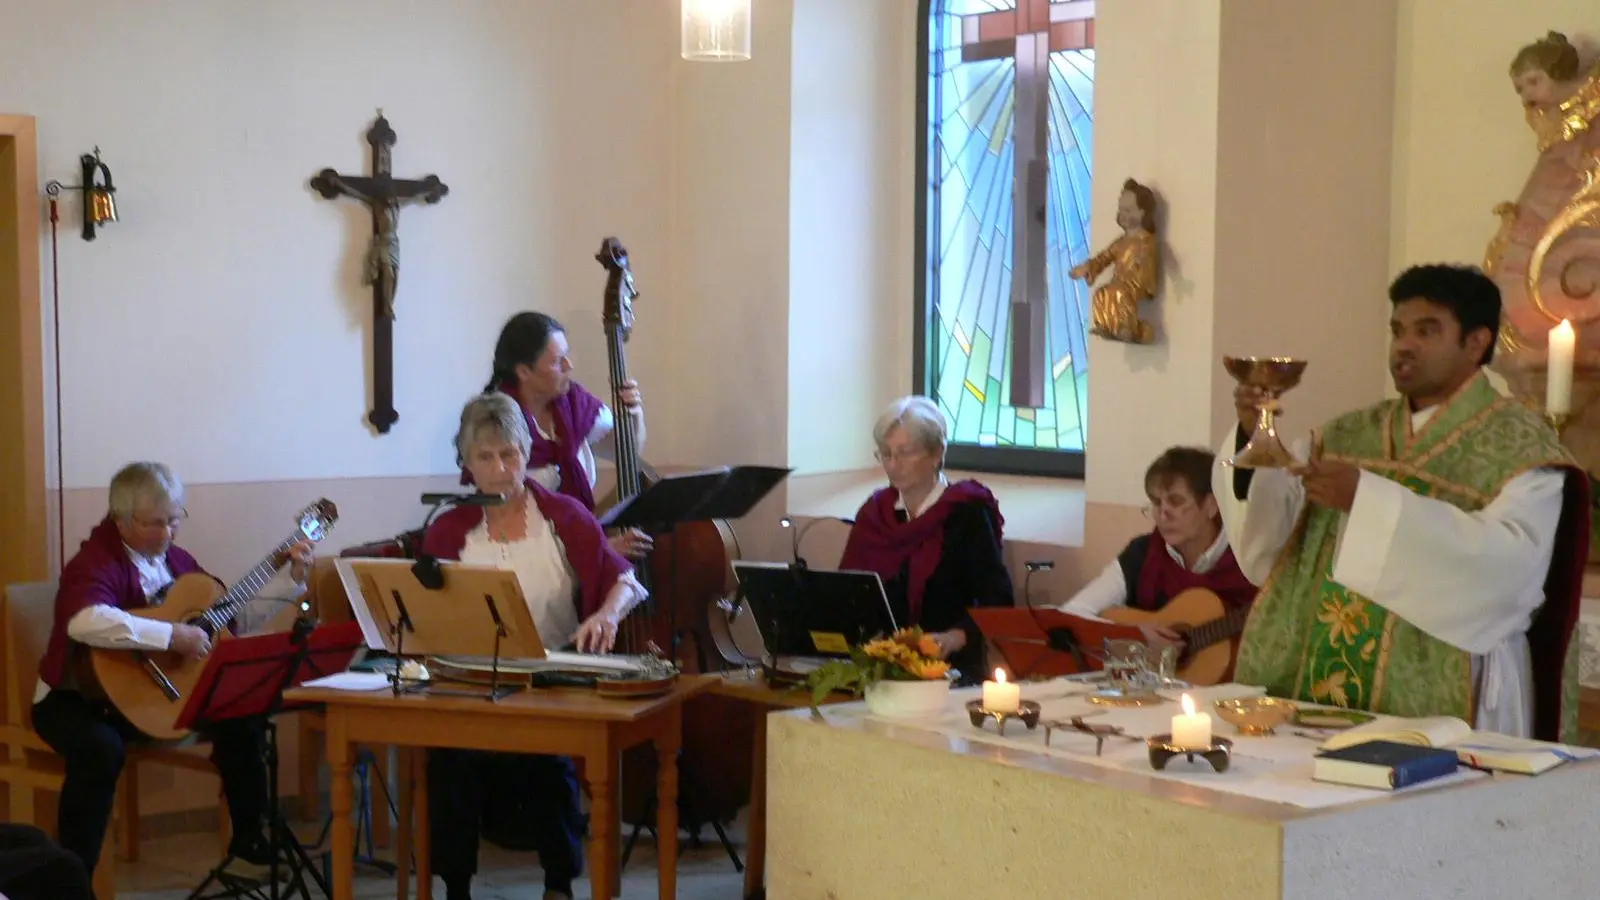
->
<box><xmin>982</xmin><ymin>668</ymin><xmax>1020</xmax><ymax>714</ymax></box>
<box><xmin>1171</xmin><ymin>693</ymin><xmax>1212</xmax><ymax>750</ymax></box>
<box><xmin>1548</xmin><ymin>319</ymin><xmax>1576</xmax><ymax>416</ymax></box>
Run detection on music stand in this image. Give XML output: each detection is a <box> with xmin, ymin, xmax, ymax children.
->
<box><xmin>179</xmin><ymin>619</ymin><xmax>363</xmax><ymax>900</ymax></box>
<box><xmin>599</xmin><ymin>465</ymin><xmax>791</xmax><ymax>664</ymax></box>
<box><xmin>338</xmin><ymin>558</ymin><xmax>545</xmax><ymax>700</ymax></box>
<box><xmin>733</xmin><ymin>561</ymin><xmax>898</xmax><ymax>661</ymax></box>
<box><xmin>968</xmin><ymin>608</ymin><xmax>1144</xmax><ymax>679</ymax></box>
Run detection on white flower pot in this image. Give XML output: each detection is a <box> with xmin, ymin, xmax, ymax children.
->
<box><xmin>863</xmin><ymin>678</ymin><xmax>952</xmax><ymax>719</ymax></box>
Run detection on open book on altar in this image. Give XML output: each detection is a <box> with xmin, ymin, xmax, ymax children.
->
<box><xmin>1318</xmin><ymin>715</ymin><xmax>1600</xmax><ymax>775</ymax></box>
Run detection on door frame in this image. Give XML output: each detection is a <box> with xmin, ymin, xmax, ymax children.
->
<box><xmin>0</xmin><ymin>114</ymin><xmax>47</xmax><ymax>584</ymax></box>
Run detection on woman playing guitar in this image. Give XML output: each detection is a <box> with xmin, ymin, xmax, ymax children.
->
<box><xmin>1056</xmin><ymin>446</ymin><xmax>1257</xmax><ymax>680</ymax></box>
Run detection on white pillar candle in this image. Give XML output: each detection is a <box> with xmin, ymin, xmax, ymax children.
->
<box><xmin>1548</xmin><ymin>319</ymin><xmax>1576</xmax><ymax>416</ymax></box>
<box><xmin>981</xmin><ymin>668</ymin><xmax>1020</xmax><ymax>714</ymax></box>
<box><xmin>1171</xmin><ymin>693</ymin><xmax>1212</xmax><ymax>750</ymax></box>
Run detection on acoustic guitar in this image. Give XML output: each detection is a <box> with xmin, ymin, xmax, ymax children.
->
<box><xmin>87</xmin><ymin>499</ymin><xmax>338</xmax><ymax>740</ymax></box>
<box><xmin>1099</xmin><ymin>587</ymin><xmax>1252</xmax><ymax>687</ymax></box>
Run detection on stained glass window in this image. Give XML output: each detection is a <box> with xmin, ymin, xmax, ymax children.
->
<box><xmin>916</xmin><ymin>0</ymin><xmax>1093</xmax><ymax>474</ymax></box>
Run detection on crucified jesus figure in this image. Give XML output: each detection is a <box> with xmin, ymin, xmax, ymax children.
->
<box><xmin>312</xmin><ymin>171</ymin><xmax>431</xmax><ymax>320</ymax></box>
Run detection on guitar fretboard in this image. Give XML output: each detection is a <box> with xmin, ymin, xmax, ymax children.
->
<box><xmin>198</xmin><ymin>534</ymin><xmax>301</xmax><ymax>636</ymax></box>
<box><xmin>1184</xmin><ymin>604</ymin><xmax>1253</xmax><ymax>653</ymax></box>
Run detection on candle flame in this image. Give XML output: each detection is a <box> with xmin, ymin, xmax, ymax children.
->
<box><xmin>1181</xmin><ymin>693</ymin><xmax>1195</xmax><ymax>715</ymax></box>
<box><xmin>994</xmin><ymin>668</ymin><xmax>1007</xmax><ymax>684</ymax></box>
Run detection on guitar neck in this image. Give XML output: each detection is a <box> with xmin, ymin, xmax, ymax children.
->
<box><xmin>198</xmin><ymin>534</ymin><xmax>300</xmax><ymax>636</ymax></box>
<box><xmin>1185</xmin><ymin>603</ymin><xmax>1252</xmax><ymax>653</ymax></box>
<box><xmin>606</xmin><ymin>326</ymin><xmax>643</xmax><ymax>502</ymax></box>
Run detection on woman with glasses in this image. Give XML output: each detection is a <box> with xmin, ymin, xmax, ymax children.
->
<box><xmin>31</xmin><ymin>462</ymin><xmax>314</xmax><ymax>882</ymax></box>
<box><xmin>1057</xmin><ymin>446</ymin><xmax>1255</xmax><ymax>647</ymax></box>
<box><xmin>838</xmin><ymin>395</ymin><xmax>1012</xmax><ymax>685</ymax></box>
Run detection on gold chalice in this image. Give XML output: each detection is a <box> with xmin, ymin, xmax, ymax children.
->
<box><xmin>1222</xmin><ymin>356</ymin><xmax>1308</xmax><ymax>469</ymax></box>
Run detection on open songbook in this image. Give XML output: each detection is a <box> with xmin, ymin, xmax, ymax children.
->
<box><xmin>1318</xmin><ymin>715</ymin><xmax>1599</xmax><ymax>775</ymax></box>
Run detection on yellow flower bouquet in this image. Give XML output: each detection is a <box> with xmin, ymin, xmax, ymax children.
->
<box><xmin>805</xmin><ymin>627</ymin><xmax>953</xmax><ymax>709</ymax></box>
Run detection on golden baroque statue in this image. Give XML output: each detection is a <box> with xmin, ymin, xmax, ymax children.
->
<box><xmin>1072</xmin><ymin>178</ymin><xmax>1161</xmax><ymax>344</ymax></box>
<box><xmin>1485</xmin><ymin>31</ymin><xmax>1600</xmax><ymax>365</ymax></box>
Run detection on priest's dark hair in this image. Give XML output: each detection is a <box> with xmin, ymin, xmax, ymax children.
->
<box><xmin>486</xmin><ymin>311</ymin><xmax>566</xmax><ymax>392</ymax></box>
<box><xmin>1144</xmin><ymin>446</ymin><xmax>1216</xmax><ymax>501</ymax></box>
<box><xmin>1387</xmin><ymin>264</ymin><xmax>1501</xmax><ymax>366</ymax></box>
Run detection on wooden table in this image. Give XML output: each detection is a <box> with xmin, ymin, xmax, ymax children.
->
<box><xmin>286</xmin><ymin>675</ymin><xmax>715</xmax><ymax>900</ymax></box>
<box><xmin>706</xmin><ymin>673</ymin><xmax>846</xmax><ymax>900</ymax></box>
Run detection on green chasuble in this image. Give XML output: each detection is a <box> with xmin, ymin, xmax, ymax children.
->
<box><xmin>1233</xmin><ymin>373</ymin><xmax>1588</xmax><ymax>742</ymax></box>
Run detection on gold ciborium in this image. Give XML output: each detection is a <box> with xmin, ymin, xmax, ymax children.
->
<box><xmin>1222</xmin><ymin>356</ymin><xmax>1308</xmax><ymax>469</ymax></box>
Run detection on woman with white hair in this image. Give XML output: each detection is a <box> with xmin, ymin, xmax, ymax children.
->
<box><xmin>839</xmin><ymin>395</ymin><xmax>1013</xmax><ymax>684</ymax></box>
<box><xmin>422</xmin><ymin>391</ymin><xmax>646</xmax><ymax>900</ymax></box>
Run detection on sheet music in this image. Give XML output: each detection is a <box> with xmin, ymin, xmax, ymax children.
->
<box><xmin>300</xmin><ymin>671</ymin><xmax>392</xmax><ymax>692</ymax></box>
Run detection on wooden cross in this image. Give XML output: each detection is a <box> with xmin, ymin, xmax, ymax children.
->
<box><xmin>962</xmin><ymin>0</ymin><xmax>1094</xmax><ymax>409</ymax></box>
<box><xmin>310</xmin><ymin>110</ymin><xmax>448</xmax><ymax>435</ymax></box>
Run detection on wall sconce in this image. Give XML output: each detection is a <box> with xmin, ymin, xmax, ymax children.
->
<box><xmin>43</xmin><ymin>147</ymin><xmax>118</xmax><ymax>241</ymax></box>
<box><xmin>682</xmin><ymin>0</ymin><xmax>751</xmax><ymax>62</ymax></box>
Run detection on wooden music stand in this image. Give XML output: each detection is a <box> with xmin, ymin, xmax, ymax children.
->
<box><xmin>969</xmin><ymin>607</ymin><xmax>1144</xmax><ymax>679</ymax></box>
<box><xmin>339</xmin><ymin>558</ymin><xmax>544</xmax><ymax>700</ymax></box>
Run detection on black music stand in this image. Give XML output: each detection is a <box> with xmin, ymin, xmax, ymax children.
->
<box><xmin>733</xmin><ymin>561</ymin><xmax>898</xmax><ymax>661</ymax></box>
<box><xmin>600</xmin><ymin>465</ymin><xmax>791</xmax><ymax>665</ymax></box>
<box><xmin>179</xmin><ymin>619</ymin><xmax>364</xmax><ymax>900</ymax></box>
<box><xmin>602</xmin><ymin>467</ymin><xmax>787</xmax><ymax>877</ymax></box>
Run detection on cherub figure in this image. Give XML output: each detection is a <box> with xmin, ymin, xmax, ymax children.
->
<box><xmin>1486</xmin><ymin>32</ymin><xmax>1600</xmax><ymax>365</ymax></box>
<box><xmin>1071</xmin><ymin>178</ymin><xmax>1161</xmax><ymax>344</ymax></box>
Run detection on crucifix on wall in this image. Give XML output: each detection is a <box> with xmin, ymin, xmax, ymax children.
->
<box><xmin>962</xmin><ymin>0</ymin><xmax>1094</xmax><ymax>409</ymax></box>
<box><xmin>310</xmin><ymin>109</ymin><xmax>448</xmax><ymax>434</ymax></box>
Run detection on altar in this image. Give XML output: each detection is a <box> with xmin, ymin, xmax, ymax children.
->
<box><xmin>764</xmin><ymin>682</ymin><xmax>1600</xmax><ymax>900</ymax></box>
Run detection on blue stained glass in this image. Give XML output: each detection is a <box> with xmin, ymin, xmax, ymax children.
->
<box><xmin>923</xmin><ymin>0</ymin><xmax>1093</xmax><ymax>454</ymax></box>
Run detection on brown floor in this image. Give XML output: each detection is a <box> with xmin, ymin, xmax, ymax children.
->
<box><xmin>117</xmin><ymin>814</ymin><xmax>752</xmax><ymax>899</ymax></box>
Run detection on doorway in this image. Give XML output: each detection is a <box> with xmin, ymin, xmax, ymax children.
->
<box><xmin>0</xmin><ymin>114</ymin><xmax>47</xmax><ymax>587</ymax></box>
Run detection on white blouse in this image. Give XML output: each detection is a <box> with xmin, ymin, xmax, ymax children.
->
<box><xmin>457</xmin><ymin>502</ymin><xmax>646</xmax><ymax>650</ymax></box>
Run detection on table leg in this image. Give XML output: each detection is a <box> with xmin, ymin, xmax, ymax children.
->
<box><xmin>743</xmin><ymin>709</ymin><xmax>768</xmax><ymax>900</ymax></box>
<box><xmin>328</xmin><ymin>718</ymin><xmax>354</xmax><ymax>900</ymax></box>
<box><xmin>416</xmin><ymin>750</ymin><xmax>432</xmax><ymax>900</ymax></box>
<box><xmin>395</xmin><ymin>748</ymin><xmax>413</xmax><ymax>900</ymax></box>
<box><xmin>587</xmin><ymin>744</ymin><xmax>617</xmax><ymax>900</ymax></box>
<box><xmin>656</xmin><ymin>711</ymin><xmax>682</xmax><ymax>900</ymax></box>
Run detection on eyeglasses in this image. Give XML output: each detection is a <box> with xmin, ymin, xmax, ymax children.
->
<box><xmin>874</xmin><ymin>448</ymin><xmax>928</xmax><ymax>464</ymax></box>
<box><xmin>1140</xmin><ymin>497</ymin><xmax>1194</xmax><ymax>519</ymax></box>
<box><xmin>132</xmin><ymin>508</ymin><xmax>188</xmax><ymax>530</ymax></box>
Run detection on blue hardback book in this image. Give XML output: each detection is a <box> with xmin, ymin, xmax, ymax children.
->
<box><xmin>1312</xmin><ymin>739</ymin><xmax>1460</xmax><ymax>790</ymax></box>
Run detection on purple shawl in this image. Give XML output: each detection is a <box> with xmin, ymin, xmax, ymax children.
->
<box><xmin>461</xmin><ymin>381</ymin><xmax>607</xmax><ymax>511</ymax></box>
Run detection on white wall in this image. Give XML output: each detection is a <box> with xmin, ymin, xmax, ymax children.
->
<box><xmin>787</xmin><ymin>0</ymin><xmax>917</xmax><ymax>474</ymax></box>
<box><xmin>1084</xmin><ymin>0</ymin><xmax>1224</xmax><ymax>505</ymax></box>
<box><xmin>0</xmin><ymin>0</ymin><xmax>677</xmax><ymax>490</ymax></box>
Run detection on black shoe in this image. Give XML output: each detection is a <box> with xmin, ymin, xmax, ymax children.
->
<box><xmin>443</xmin><ymin>873</ymin><xmax>473</xmax><ymax>900</ymax></box>
<box><xmin>224</xmin><ymin>835</ymin><xmax>276</xmax><ymax>878</ymax></box>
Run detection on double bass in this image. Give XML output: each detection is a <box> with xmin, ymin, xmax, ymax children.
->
<box><xmin>596</xmin><ymin>238</ymin><xmax>757</xmax><ymax>834</ymax></box>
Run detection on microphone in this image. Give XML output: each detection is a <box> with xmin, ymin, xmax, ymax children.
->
<box><xmin>410</xmin><ymin>492</ymin><xmax>508</xmax><ymax>590</ymax></box>
<box><xmin>779</xmin><ymin>516</ymin><xmax>808</xmax><ymax>570</ymax></box>
<box><xmin>420</xmin><ymin>492</ymin><xmax>507</xmax><ymax>506</ymax></box>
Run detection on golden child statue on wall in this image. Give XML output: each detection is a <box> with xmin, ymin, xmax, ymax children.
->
<box><xmin>1071</xmin><ymin>178</ymin><xmax>1161</xmax><ymax>344</ymax></box>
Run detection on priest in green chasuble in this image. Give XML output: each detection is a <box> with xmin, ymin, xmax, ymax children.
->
<box><xmin>1215</xmin><ymin>264</ymin><xmax>1590</xmax><ymax>742</ymax></box>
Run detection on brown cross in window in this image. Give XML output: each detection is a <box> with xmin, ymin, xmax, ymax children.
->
<box><xmin>961</xmin><ymin>0</ymin><xmax>1094</xmax><ymax>409</ymax></box>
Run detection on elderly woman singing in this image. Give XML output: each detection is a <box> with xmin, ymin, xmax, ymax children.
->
<box><xmin>423</xmin><ymin>391</ymin><xmax>646</xmax><ymax>900</ymax></box>
<box><xmin>839</xmin><ymin>396</ymin><xmax>1014</xmax><ymax>685</ymax></box>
